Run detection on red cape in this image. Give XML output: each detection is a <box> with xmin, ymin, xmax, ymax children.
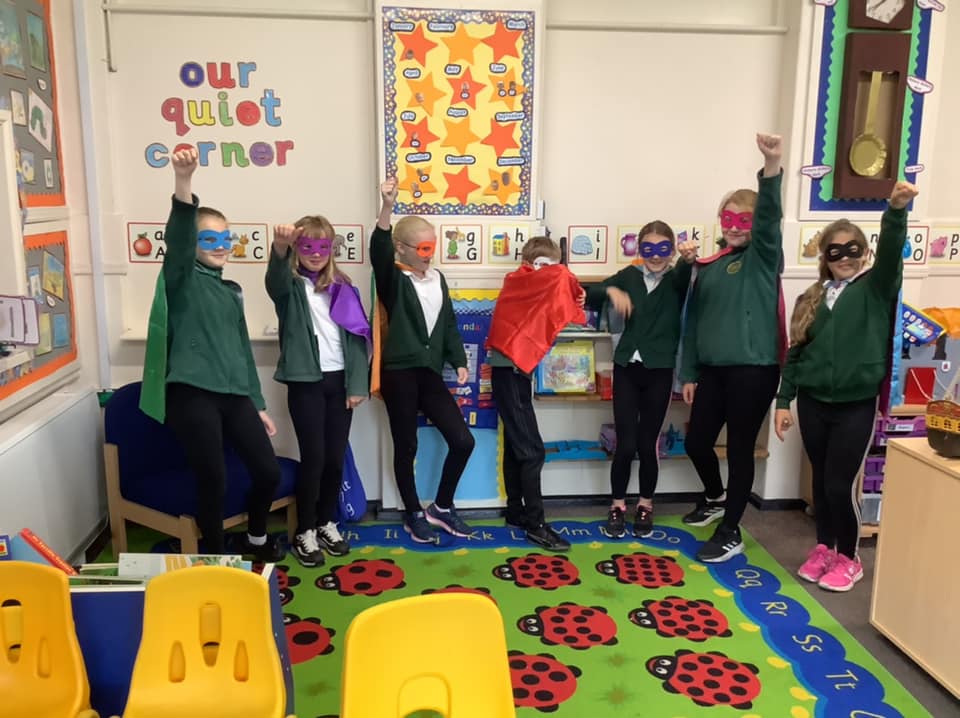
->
<box><xmin>487</xmin><ymin>264</ymin><xmax>587</xmax><ymax>374</ymax></box>
<box><xmin>696</xmin><ymin>247</ymin><xmax>788</xmax><ymax>365</ymax></box>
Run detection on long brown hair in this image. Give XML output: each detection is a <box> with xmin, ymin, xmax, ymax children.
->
<box><xmin>292</xmin><ymin>215</ymin><xmax>351</xmax><ymax>291</ymax></box>
<box><xmin>789</xmin><ymin>219</ymin><xmax>869</xmax><ymax>345</ymax></box>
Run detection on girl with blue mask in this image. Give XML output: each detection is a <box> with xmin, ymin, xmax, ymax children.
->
<box><xmin>266</xmin><ymin>216</ymin><xmax>371</xmax><ymax>568</ymax></box>
<box><xmin>583</xmin><ymin>222</ymin><xmax>698</xmax><ymax>540</ymax></box>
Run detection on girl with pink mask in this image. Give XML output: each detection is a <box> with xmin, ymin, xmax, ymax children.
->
<box><xmin>266</xmin><ymin>216</ymin><xmax>371</xmax><ymax>568</ymax></box>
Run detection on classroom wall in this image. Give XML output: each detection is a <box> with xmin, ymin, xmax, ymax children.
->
<box><xmin>69</xmin><ymin>0</ymin><xmax>959</xmax><ymax>512</ymax></box>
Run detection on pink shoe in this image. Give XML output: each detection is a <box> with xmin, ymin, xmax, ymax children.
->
<box><xmin>818</xmin><ymin>553</ymin><xmax>863</xmax><ymax>592</ymax></box>
<box><xmin>797</xmin><ymin>544</ymin><xmax>834</xmax><ymax>583</ymax></box>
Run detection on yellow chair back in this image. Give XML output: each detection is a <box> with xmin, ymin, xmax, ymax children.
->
<box><xmin>341</xmin><ymin>593</ymin><xmax>516</xmax><ymax>718</ymax></box>
<box><xmin>0</xmin><ymin>561</ymin><xmax>98</xmax><ymax>718</ymax></box>
<box><xmin>122</xmin><ymin>566</ymin><xmax>286</xmax><ymax>718</ymax></box>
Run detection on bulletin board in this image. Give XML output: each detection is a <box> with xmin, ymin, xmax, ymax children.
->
<box><xmin>0</xmin><ymin>0</ymin><xmax>64</xmax><ymax>207</ymax></box>
<box><xmin>0</xmin><ymin>228</ymin><xmax>77</xmax><ymax>402</ymax></box>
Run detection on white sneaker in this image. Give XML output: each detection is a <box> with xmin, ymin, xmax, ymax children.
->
<box><xmin>292</xmin><ymin>529</ymin><xmax>324</xmax><ymax>567</ymax></box>
<box><xmin>317</xmin><ymin>521</ymin><xmax>351</xmax><ymax>556</ymax></box>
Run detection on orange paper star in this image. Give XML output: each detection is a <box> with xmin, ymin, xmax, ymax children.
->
<box><xmin>481</xmin><ymin>120</ymin><xmax>519</xmax><ymax>156</ymax></box>
<box><xmin>443</xmin><ymin>166</ymin><xmax>481</xmax><ymax>205</ymax></box>
<box><xmin>447</xmin><ymin>67</ymin><xmax>486</xmax><ymax>110</ymax></box>
<box><xmin>407</xmin><ymin>73</ymin><xmax>447</xmax><ymax>115</ymax></box>
<box><xmin>442</xmin><ymin>118</ymin><xmax>480</xmax><ymax>155</ymax></box>
<box><xmin>442</xmin><ymin>23</ymin><xmax>482</xmax><ymax>64</ymax></box>
<box><xmin>398</xmin><ymin>164</ymin><xmax>438</xmax><ymax>202</ymax></box>
<box><xmin>397</xmin><ymin>23</ymin><xmax>438</xmax><ymax>66</ymax></box>
<box><xmin>401</xmin><ymin>117</ymin><xmax>439</xmax><ymax>151</ymax></box>
<box><xmin>482</xmin><ymin>22</ymin><xmax>522</xmax><ymax>62</ymax></box>
<box><xmin>488</xmin><ymin>69</ymin><xmax>526</xmax><ymax>110</ymax></box>
<box><xmin>483</xmin><ymin>168</ymin><xmax>520</xmax><ymax>204</ymax></box>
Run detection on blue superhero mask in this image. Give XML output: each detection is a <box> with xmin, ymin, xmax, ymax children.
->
<box><xmin>640</xmin><ymin>240</ymin><xmax>674</xmax><ymax>259</ymax></box>
<box><xmin>197</xmin><ymin>229</ymin><xmax>234</xmax><ymax>251</ymax></box>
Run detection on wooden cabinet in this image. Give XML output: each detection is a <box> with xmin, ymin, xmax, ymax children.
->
<box><xmin>870</xmin><ymin>438</ymin><xmax>960</xmax><ymax>699</ymax></box>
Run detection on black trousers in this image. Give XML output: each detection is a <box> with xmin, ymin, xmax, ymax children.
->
<box><xmin>491</xmin><ymin>366</ymin><xmax>545</xmax><ymax>527</ymax></box>
<box><xmin>165</xmin><ymin>383</ymin><xmax>281</xmax><ymax>553</ymax></box>
<box><xmin>380</xmin><ymin>367</ymin><xmax>475</xmax><ymax>515</ymax></box>
<box><xmin>797</xmin><ymin>392</ymin><xmax>876</xmax><ymax>559</ymax></box>
<box><xmin>684</xmin><ymin>365</ymin><xmax>780</xmax><ymax>530</ymax></box>
<box><xmin>610</xmin><ymin>363</ymin><xmax>675</xmax><ymax>501</ymax></box>
<box><xmin>286</xmin><ymin>372</ymin><xmax>353</xmax><ymax>535</ymax></box>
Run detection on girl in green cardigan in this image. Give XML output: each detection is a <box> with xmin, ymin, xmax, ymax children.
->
<box><xmin>775</xmin><ymin>181</ymin><xmax>918</xmax><ymax>592</ymax></box>
<box><xmin>266</xmin><ymin>216</ymin><xmax>371</xmax><ymax>568</ymax></box>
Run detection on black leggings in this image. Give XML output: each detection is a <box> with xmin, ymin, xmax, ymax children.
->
<box><xmin>685</xmin><ymin>365</ymin><xmax>780</xmax><ymax>529</ymax></box>
<box><xmin>610</xmin><ymin>363</ymin><xmax>674</xmax><ymax>501</ymax></box>
<box><xmin>286</xmin><ymin>373</ymin><xmax>353</xmax><ymax>534</ymax></box>
<box><xmin>491</xmin><ymin>367</ymin><xmax>545</xmax><ymax>527</ymax></box>
<box><xmin>165</xmin><ymin>383</ymin><xmax>281</xmax><ymax>553</ymax></box>
<box><xmin>797</xmin><ymin>392</ymin><xmax>876</xmax><ymax>559</ymax></box>
<box><xmin>380</xmin><ymin>367</ymin><xmax>475</xmax><ymax>514</ymax></box>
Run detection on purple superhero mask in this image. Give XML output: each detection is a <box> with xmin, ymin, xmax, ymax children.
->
<box><xmin>296</xmin><ymin>236</ymin><xmax>333</xmax><ymax>257</ymax></box>
<box><xmin>197</xmin><ymin>229</ymin><xmax>233</xmax><ymax>251</ymax></box>
<box><xmin>640</xmin><ymin>240</ymin><xmax>674</xmax><ymax>259</ymax></box>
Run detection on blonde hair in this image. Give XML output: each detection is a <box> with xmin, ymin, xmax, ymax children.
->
<box><xmin>394</xmin><ymin>216</ymin><xmax>435</xmax><ymax>246</ymax></box>
<box><xmin>522</xmin><ymin>236</ymin><xmax>561</xmax><ymax>263</ymax></box>
<box><xmin>789</xmin><ymin>219</ymin><xmax>869</xmax><ymax>345</ymax></box>
<box><xmin>718</xmin><ymin>189</ymin><xmax>758</xmax><ymax>215</ymax></box>
<box><xmin>292</xmin><ymin>214</ymin><xmax>350</xmax><ymax>291</ymax></box>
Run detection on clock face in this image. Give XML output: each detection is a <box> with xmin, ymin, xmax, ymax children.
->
<box><xmin>866</xmin><ymin>0</ymin><xmax>906</xmax><ymax>24</ymax></box>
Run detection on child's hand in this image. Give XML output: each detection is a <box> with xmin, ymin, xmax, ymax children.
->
<box><xmin>259</xmin><ymin>411</ymin><xmax>277</xmax><ymax>437</ymax></box>
<box><xmin>756</xmin><ymin>133</ymin><xmax>783</xmax><ymax>161</ymax></box>
<box><xmin>172</xmin><ymin>148</ymin><xmax>199</xmax><ymax>177</ymax></box>
<box><xmin>889</xmin><ymin>181</ymin><xmax>919</xmax><ymax>210</ymax></box>
<box><xmin>347</xmin><ymin>395</ymin><xmax>366</xmax><ymax>409</ymax></box>
<box><xmin>682</xmin><ymin>383</ymin><xmax>696</xmax><ymax>405</ymax></box>
<box><xmin>456</xmin><ymin>367</ymin><xmax>469</xmax><ymax>385</ymax></box>
<box><xmin>774</xmin><ymin>408</ymin><xmax>794</xmax><ymax>441</ymax></box>
<box><xmin>273</xmin><ymin>224</ymin><xmax>299</xmax><ymax>249</ymax></box>
<box><xmin>576</xmin><ymin>287</ymin><xmax>586</xmax><ymax>307</ymax></box>
<box><xmin>606</xmin><ymin>286</ymin><xmax>633</xmax><ymax>318</ymax></box>
<box><xmin>677</xmin><ymin>240</ymin><xmax>699</xmax><ymax>263</ymax></box>
<box><xmin>381</xmin><ymin>177</ymin><xmax>398</xmax><ymax>205</ymax></box>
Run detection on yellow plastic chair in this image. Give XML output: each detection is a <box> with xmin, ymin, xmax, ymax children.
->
<box><xmin>0</xmin><ymin>561</ymin><xmax>100</xmax><ymax>718</ymax></box>
<box><xmin>121</xmin><ymin>566</ymin><xmax>292</xmax><ymax>718</ymax></box>
<box><xmin>340</xmin><ymin>593</ymin><xmax>516</xmax><ymax>718</ymax></box>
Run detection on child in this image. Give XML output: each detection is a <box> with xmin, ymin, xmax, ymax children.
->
<box><xmin>775</xmin><ymin>181</ymin><xmax>918</xmax><ymax>592</ymax></box>
<box><xmin>679</xmin><ymin>133</ymin><xmax>786</xmax><ymax>563</ymax></box>
<box><xmin>139</xmin><ymin>148</ymin><xmax>284</xmax><ymax>562</ymax></box>
<box><xmin>584</xmin><ymin>223</ymin><xmax>698</xmax><ymax>539</ymax></box>
<box><xmin>266</xmin><ymin>216</ymin><xmax>371</xmax><ymax>567</ymax></box>
<box><xmin>486</xmin><ymin>236</ymin><xmax>586</xmax><ymax>551</ymax></box>
<box><xmin>371</xmin><ymin>177</ymin><xmax>475</xmax><ymax>543</ymax></box>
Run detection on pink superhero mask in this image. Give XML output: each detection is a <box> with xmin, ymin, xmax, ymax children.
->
<box><xmin>720</xmin><ymin>210</ymin><xmax>753</xmax><ymax>231</ymax></box>
<box><xmin>296</xmin><ymin>236</ymin><xmax>333</xmax><ymax>257</ymax></box>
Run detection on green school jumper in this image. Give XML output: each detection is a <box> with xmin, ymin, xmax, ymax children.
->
<box><xmin>140</xmin><ymin>196</ymin><xmax>264</xmax><ymax>422</ymax></box>
<box><xmin>776</xmin><ymin>206</ymin><xmax>907</xmax><ymax>408</ymax></box>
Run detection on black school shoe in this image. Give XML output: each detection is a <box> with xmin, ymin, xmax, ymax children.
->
<box><xmin>239</xmin><ymin>533</ymin><xmax>286</xmax><ymax>563</ymax></box>
<box><xmin>682</xmin><ymin>499</ymin><xmax>726</xmax><ymax>527</ymax></box>
<box><xmin>290</xmin><ymin>530</ymin><xmax>325</xmax><ymax>568</ymax></box>
<box><xmin>526</xmin><ymin>524</ymin><xmax>571</xmax><ymax>552</ymax></box>
<box><xmin>316</xmin><ymin>521</ymin><xmax>351</xmax><ymax>557</ymax></box>
<box><xmin>601</xmin><ymin>506</ymin><xmax>627</xmax><ymax>539</ymax></box>
<box><xmin>696</xmin><ymin>525</ymin><xmax>744</xmax><ymax>563</ymax></box>
<box><xmin>633</xmin><ymin>505</ymin><xmax>654</xmax><ymax>537</ymax></box>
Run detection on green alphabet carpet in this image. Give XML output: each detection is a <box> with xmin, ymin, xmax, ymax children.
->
<box><xmin>269</xmin><ymin>516</ymin><xmax>928</xmax><ymax>718</ymax></box>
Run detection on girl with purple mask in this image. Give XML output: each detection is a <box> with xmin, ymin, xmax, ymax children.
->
<box><xmin>583</xmin><ymin>222</ymin><xmax>698</xmax><ymax>540</ymax></box>
<box><xmin>266</xmin><ymin>216</ymin><xmax>371</xmax><ymax>568</ymax></box>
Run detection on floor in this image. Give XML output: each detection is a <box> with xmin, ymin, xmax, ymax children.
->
<box><xmin>541</xmin><ymin>501</ymin><xmax>958</xmax><ymax>717</ymax></box>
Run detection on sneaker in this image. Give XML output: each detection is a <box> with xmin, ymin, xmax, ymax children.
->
<box><xmin>818</xmin><ymin>554</ymin><xmax>863</xmax><ymax>592</ymax></box>
<box><xmin>601</xmin><ymin>506</ymin><xmax>626</xmax><ymax>539</ymax></box>
<box><xmin>633</xmin><ymin>505</ymin><xmax>654</xmax><ymax>538</ymax></box>
<box><xmin>290</xmin><ymin>529</ymin><xmax>325</xmax><ymax>568</ymax></box>
<box><xmin>316</xmin><ymin>521</ymin><xmax>351</xmax><ymax>557</ymax></box>
<box><xmin>797</xmin><ymin>544</ymin><xmax>835</xmax><ymax>583</ymax></box>
<box><xmin>239</xmin><ymin>533</ymin><xmax>286</xmax><ymax>563</ymax></box>
<box><xmin>425</xmin><ymin>503</ymin><xmax>474</xmax><ymax>537</ymax></box>
<box><xmin>682</xmin><ymin>498</ymin><xmax>726</xmax><ymax>527</ymax></box>
<box><xmin>404</xmin><ymin>511</ymin><xmax>439</xmax><ymax>544</ymax></box>
<box><xmin>696</xmin><ymin>525</ymin><xmax>744</xmax><ymax>563</ymax></box>
<box><xmin>526</xmin><ymin>524</ymin><xmax>571</xmax><ymax>552</ymax></box>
